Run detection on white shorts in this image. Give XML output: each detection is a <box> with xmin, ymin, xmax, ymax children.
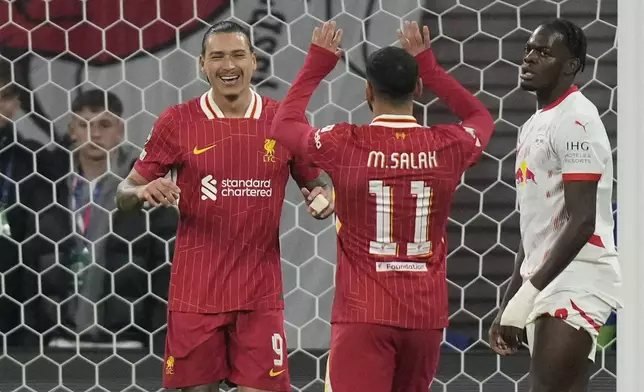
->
<box><xmin>525</xmin><ymin>289</ymin><xmax>614</xmax><ymax>362</ymax></box>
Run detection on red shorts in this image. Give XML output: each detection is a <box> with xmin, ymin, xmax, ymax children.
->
<box><xmin>163</xmin><ymin>309</ymin><xmax>290</xmax><ymax>391</ymax></box>
<box><xmin>325</xmin><ymin>323</ymin><xmax>443</xmax><ymax>392</ymax></box>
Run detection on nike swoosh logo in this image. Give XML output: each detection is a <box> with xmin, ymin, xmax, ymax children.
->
<box><xmin>193</xmin><ymin>144</ymin><xmax>215</xmax><ymax>155</ymax></box>
<box><xmin>269</xmin><ymin>369</ymin><xmax>286</xmax><ymax>377</ymax></box>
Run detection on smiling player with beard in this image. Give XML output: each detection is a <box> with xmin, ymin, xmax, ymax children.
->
<box><xmin>116</xmin><ymin>21</ymin><xmax>333</xmax><ymax>392</ymax></box>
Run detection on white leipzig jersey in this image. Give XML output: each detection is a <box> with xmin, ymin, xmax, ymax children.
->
<box><xmin>515</xmin><ymin>86</ymin><xmax>621</xmax><ymax>306</ymax></box>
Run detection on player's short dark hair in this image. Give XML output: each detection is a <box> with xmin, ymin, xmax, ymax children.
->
<box><xmin>201</xmin><ymin>20</ymin><xmax>253</xmax><ymax>55</ymax></box>
<box><xmin>71</xmin><ymin>89</ymin><xmax>123</xmax><ymax>117</ymax></box>
<box><xmin>544</xmin><ymin>18</ymin><xmax>587</xmax><ymax>74</ymax></box>
<box><xmin>366</xmin><ymin>46</ymin><xmax>419</xmax><ymax>106</ymax></box>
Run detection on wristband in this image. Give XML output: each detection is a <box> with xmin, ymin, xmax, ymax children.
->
<box><xmin>499</xmin><ymin>280</ymin><xmax>541</xmax><ymax>329</ymax></box>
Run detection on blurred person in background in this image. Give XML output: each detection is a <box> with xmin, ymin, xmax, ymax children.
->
<box><xmin>32</xmin><ymin>89</ymin><xmax>178</xmax><ymax>349</ymax></box>
<box><xmin>0</xmin><ymin>56</ymin><xmax>62</xmax><ymax>346</ymax></box>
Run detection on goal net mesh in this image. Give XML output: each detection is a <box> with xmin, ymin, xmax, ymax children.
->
<box><xmin>0</xmin><ymin>0</ymin><xmax>617</xmax><ymax>391</ymax></box>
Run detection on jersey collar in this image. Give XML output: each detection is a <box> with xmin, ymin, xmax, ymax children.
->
<box><xmin>200</xmin><ymin>88</ymin><xmax>263</xmax><ymax>119</ymax></box>
<box><xmin>370</xmin><ymin>114</ymin><xmax>420</xmax><ymax>128</ymax></box>
<box><xmin>542</xmin><ymin>85</ymin><xmax>579</xmax><ymax>112</ymax></box>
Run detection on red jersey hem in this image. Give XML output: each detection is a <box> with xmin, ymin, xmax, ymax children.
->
<box><xmin>168</xmin><ymin>302</ymin><xmax>284</xmax><ymax>314</ymax></box>
<box><xmin>330</xmin><ymin>317</ymin><xmax>449</xmax><ymax>330</ymax></box>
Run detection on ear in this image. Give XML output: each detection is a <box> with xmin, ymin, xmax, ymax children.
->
<box><xmin>565</xmin><ymin>58</ymin><xmax>580</xmax><ymax>76</ymax></box>
<box><xmin>199</xmin><ymin>55</ymin><xmax>207</xmax><ymax>80</ymax></box>
<box><xmin>251</xmin><ymin>52</ymin><xmax>257</xmax><ymax>73</ymax></box>
<box><xmin>9</xmin><ymin>95</ymin><xmax>20</xmax><ymax>113</ymax></box>
<box><xmin>117</xmin><ymin>119</ymin><xmax>125</xmax><ymax>138</ymax></box>
<box><xmin>365</xmin><ymin>81</ymin><xmax>374</xmax><ymax>104</ymax></box>
<box><xmin>67</xmin><ymin>121</ymin><xmax>77</xmax><ymax>141</ymax></box>
<box><xmin>414</xmin><ymin>78</ymin><xmax>423</xmax><ymax>99</ymax></box>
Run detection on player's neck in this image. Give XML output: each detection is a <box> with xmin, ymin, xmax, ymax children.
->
<box><xmin>537</xmin><ymin>81</ymin><xmax>573</xmax><ymax>109</ymax></box>
<box><xmin>371</xmin><ymin>102</ymin><xmax>414</xmax><ymax>119</ymax></box>
<box><xmin>212</xmin><ymin>88</ymin><xmax>253</xmax><ymax>118</ymax></box>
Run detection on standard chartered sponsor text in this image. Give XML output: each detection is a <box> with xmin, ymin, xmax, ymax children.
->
<box><xmin>221</xmin><ymin>179</ymin><xmax>272</xmax><ymax>197</ymax></box>
<box><xmin>201</xmin><ymin>176</ymin><xmax>273</xmax><ymax>201</ymax></box>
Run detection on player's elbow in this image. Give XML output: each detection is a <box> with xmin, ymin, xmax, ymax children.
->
<box><xmin>269</xmin><ymin>121</ymin><xmax>280</xmax><ymax>138</ymax></box>
<box><xmin>466</xmin><ymin>111</ymin><xmax>495</xmax><ymax>143</ymax></box>
<box><xmin>580</xmin><ymin>216</ymin><xmax>596</xmax><ymax>237</ymax></box>
<box><xmin>479</xmin><ymin>110</ymin><xmax>495</xmax><ymax>135</ymax></box>
<box><xmin>571</xmin><ymin>211</ymin><xmax>596</xmax><ymax>241</ymax></box>
<box><xmin>269</xmin><ymin>115</ymin><xmax>287</xmax><ymax>141</ymax></box>
<box><xmin>483</xmin><ymin>110</ymin><xmax>494</xmax><ymax>127</ymax></box>
<box><xmin>270</xmin><ymin>119</ymin><xmax>297</xmax><ymax>146</ymax></box>
<box><xmin>115</xmin><ymin>177</ymin><xmax>145</xmax><ymax>212</ymax></box>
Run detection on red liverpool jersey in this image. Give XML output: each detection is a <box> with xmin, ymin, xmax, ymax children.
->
<box><xmin>307</xmin><ymin>117</ymin><xmax>483</xmax><ymax>329</ymax></box>
<box><xmin>271</xmin><ymin>44</ymin><xmax>495</xmax><ymax>329</ymax></box>
<box><xmin>134</xmin><ymin>90</ymin><xmax>320</xmax><ymax>313</ymax></box>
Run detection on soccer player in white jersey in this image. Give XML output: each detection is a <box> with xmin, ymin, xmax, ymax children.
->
<box><xmin>488</xmin><ymin>18</ymin><xmax>622</xmax><ymax>391</ymax></box>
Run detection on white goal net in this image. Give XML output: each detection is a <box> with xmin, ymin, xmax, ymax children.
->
<box><xmin>0</xmin><ymin>0</ymin><xmax>617</xmax><ymax>391</ymax></box>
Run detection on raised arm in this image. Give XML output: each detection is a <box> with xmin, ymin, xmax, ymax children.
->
<box><xmin>398</xmin><ymin>21</ymin><xmax>494</xmax><ymax>149</ymax></box>
<box><xmin>270</xmin><ymin>22</ymin><xmax>342</xmax><ymax>156</ymax></box>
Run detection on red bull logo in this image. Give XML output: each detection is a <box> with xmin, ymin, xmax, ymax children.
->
<box><xmin>516</xmin><ymin>160</ymin><xmax>537</xmax><ymax>185</ymax></box>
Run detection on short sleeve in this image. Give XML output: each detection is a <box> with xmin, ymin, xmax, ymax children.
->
<box><xmin>438</xmin><ymin>123</ymin><xmax>483</xmax><ymax>172</ymax></box>
<box><xmin>133</xmin><ymin>108</ymin><xmax>181</xmax><ymax>181</ymax></box>
<box><xmin>304</xmin><ymin>123</ymin><xmax>343</xmax><ymax>173</ymax></box>
<box><xmin>552</xmin><ymin>114</ymin><xmax>611</xmax><ymax>182</ymax></box>
<box><xmin>459</xmin><ymin>123</ymin><xmax>484</xmax><ymax>166</ymax></box>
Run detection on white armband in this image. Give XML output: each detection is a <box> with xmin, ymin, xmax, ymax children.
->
<box><xmin>499</xmin><ymin>280</ymin><xmax>541</xmax><ymax>329</ymax></box>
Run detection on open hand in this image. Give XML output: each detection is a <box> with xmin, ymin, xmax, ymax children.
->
<box><xmin>397</xmin><ymin>20</ymin><xmax>431</xmax><ymax>57</ymax></box>
<box><xmin>312</xmin><ymin>21</ymin><xmax>343</xmax><ymax>57</ymax></box>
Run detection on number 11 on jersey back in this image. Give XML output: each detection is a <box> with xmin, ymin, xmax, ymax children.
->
<box><xmin>369</xmin><ymin>180</ymin><xmax>433</xmax><ymax>258</ymax></box>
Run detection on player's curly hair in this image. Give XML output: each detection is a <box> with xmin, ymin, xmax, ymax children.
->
<box><xmin>366</xmin><ymin>46</ymin><xmax>418</xmax><ymax>106</ymax></box>
<box><xmin>546</xmin><ymin>18</ymin><xmax>587</xmax><ymax>74</ymax></box>
<box><xmin>201</xmin><ymin>20</ymin><xmax>253</xmax><ymax>55</ymax></box>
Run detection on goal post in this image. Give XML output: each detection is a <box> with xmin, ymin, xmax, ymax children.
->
<box><xmin>616</xmin><ymin>0</ymin><xmax>643</xmax><ymax>390</ymax></box>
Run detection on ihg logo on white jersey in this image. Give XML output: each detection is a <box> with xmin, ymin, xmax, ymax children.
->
<box><xmin>200</xmin><ymin>175</ymin><xmax>273</xmax><ymax>201</ymax></box>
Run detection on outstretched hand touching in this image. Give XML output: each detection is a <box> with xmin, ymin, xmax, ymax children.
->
<box><xmin>397</xmin><ymin>20</ymin><xmax>431</xmax><ymax>57</ymax></box>
<box><xmin>312</xmin><ymin>21</ymin><xmax>343</xmax><ymax>57</ymax></box>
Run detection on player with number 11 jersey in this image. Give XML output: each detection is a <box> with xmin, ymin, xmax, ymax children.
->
<box><xmin>271</xmin><ymin>21</ymin><xmax>495</xmax><ymax>392</ymax></box>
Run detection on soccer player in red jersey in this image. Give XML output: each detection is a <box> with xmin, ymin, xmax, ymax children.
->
<box><xmin>115</xmin><ymin>21</ymin><xmax>333</xmax><ymax>392</ymax></box>
<box><xmin>270</xmin><ymin>21</ymin><xmax>495</xmax><ymax>392</ymax></box>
